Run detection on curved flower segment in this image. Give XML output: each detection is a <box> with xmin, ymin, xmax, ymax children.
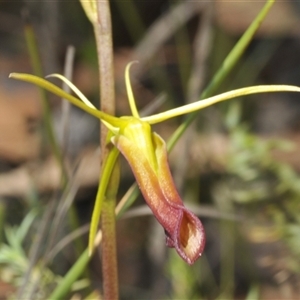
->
<box><xmin>9</xmin><ymin>66</ymin><xmax>300</xmax><ymax>265</ymax></box>
<box><xmin>112</xmin><ymin>118</ymin><xmax>205</xmax><ymax>264</ymax></box>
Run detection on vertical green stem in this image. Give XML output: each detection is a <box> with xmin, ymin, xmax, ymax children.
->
<box><xmin>94</xmin><ymin>1</ymin><xmax>118</xmax><ymax>299</ymax></box>
<box><xmin>101</xmin><ymin>160</ymin><xmax>120</xmax><ymax>299</ymax></box>
<box><xmin>95</xmin><ymin>0</ymin><xmax>115</xmax><ymax>140</ymax></box>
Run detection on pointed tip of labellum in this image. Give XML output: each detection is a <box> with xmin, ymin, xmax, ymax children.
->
<box><xmin>165</xmin><ymin>207</ymin><xmax>205</xmax><ymax>265</ymax></box>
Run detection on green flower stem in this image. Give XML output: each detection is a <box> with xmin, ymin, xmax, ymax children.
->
<box><xmin>167</xmin><ymin>0</ymin><xmax>275</xmax><ymax>151</ymax></box>
<box><xmin>101</xmin><ymin>158</ymin><xmax>120</xmax><ymax>300</ymax></box>
<box><xmin>94</xmin><ymin>0</ymin><xmax>115</xmax><ymax>149</ymax></box>
<box><xmin>24</xmin><ymin>21</ymin><xmax>67</xmax><ymax>187</ymax></box>
<box><xmin>93</xmin><ymin>1</ymin><xmax>118</xmax><ymax>299</ymax></box>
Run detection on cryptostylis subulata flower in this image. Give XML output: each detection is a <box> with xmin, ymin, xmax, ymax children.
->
<box><xmin>9</xmin><ymin>63</ymin><xmax>300</xmax><ymax>264</ymax></box>
<box><xmin>112</xmin><ymin>118</ymin><xmax>205</xmax><ymax>264</ymax></box>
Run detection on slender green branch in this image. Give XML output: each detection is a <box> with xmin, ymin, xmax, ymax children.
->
<box><xmin>167</xmin><ymin>0</ymin><xmax>275</xmax><ymax>151</ymax></box>
<box><xmin>95</xmin><ymin>0</ymin><xmax>115</xmax><ymax>146</ymax></box>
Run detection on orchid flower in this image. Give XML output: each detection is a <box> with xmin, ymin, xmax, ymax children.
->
<box><xmin>9</xmin><ymin>64</ymin><xmax>300</xmax><ymax>264</ymax></box>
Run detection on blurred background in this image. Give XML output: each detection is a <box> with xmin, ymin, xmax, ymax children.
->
<box><xmin>1</xmin><ymin>1</ymin><xmax>300</xmax><ymax>299</ymax></box>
